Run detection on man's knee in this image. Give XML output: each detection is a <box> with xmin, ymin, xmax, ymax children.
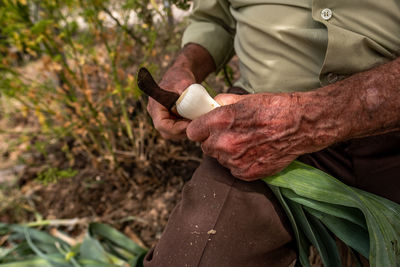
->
<box><xmin>144</xmin><ymin>157</ymin><xmax>296</xmax><ymax>267</ymax></box>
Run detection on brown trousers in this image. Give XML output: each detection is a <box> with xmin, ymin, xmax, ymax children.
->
<box><xmin>144</xmin><ymin>90</ymin><xmax>400</xmax><ymax>267</ymax></box>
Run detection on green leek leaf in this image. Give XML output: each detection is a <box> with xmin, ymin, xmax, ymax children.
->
<box><xmin>305</xmin><ymin>207</ymin><xmax>369</xmax><ymax>258</ymax></box>
<box><xmin>89</xmin><ymin>223</ymin><xmax>147</xmax><ymax>256</ymax></box>
<box><xmin>269</xmin><ymin>186</ymin><xmax>311</xmax><ymax>267</ymax></box>
<box><xmin>80</xmin><ymin>236</ymin><xmax>109</xmax><ymax>263</ymax></box>
<box><xmin>264</xmin><ymin>161</ymin><xmax>400</xmax><ymax>267</ymax></box>
<box><xmin>287</xmin><ymin>200</ymin><xmax>341</xmax><ymax>267</ymax></box>
<box><xmin>0</xmin><ymin>257</ymin><xmax>54</xmax><ymax>267</ymax></box>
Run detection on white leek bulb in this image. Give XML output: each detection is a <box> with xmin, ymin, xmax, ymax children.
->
<box><xmin>176</xmin><ymin>84</ymin><xmax>220</xmax><ymax>120</ymax></box>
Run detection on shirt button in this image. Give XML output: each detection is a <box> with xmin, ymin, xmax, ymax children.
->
<box><xmin>321</xmin><ymin>8</ymin><xmax>333</xmax><ymax>21</ymax></box>
<box><xmin>327</xmin><ymin>72</ymin><xmax>338</xmax><ymax>83</ymax></box>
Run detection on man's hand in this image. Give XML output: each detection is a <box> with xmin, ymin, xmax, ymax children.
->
<box><xmin>187</xmin><ymin>58</ymin><xmax>400</xmax><ymax>181</ymax></box>
<box><xmin>186</xmin><ymin>93</ymin><xmax>318</xmax><ymax>180</ymax></box>
<box><xmin>146</xmin><ymin>43</ymin><xmax>216</xmax><ymax>140</ymax></box>
<box><xmin>147</xmin><ymin>67</ymin><xmax>194</xmax><ymax>140</ymax></box>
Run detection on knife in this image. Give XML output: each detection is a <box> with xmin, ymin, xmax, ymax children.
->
<box><xmin>137</xmin><ymin>67</ymin><xmax>180</xmax><ymax>110</ymax></box>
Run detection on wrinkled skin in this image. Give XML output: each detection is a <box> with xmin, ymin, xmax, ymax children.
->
<box><xmin>186</xmin><ymin>93</ymin><xmax>321</xmax><ymax>180</ymax></box>
<box><xmin>186</xmin><ymin>58</ymin><xmax>400</xmax><ymax>181</ymax></box>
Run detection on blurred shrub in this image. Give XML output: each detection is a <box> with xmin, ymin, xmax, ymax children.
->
<box><xmin>35</xmin><ymin>167</ymin><xmax>77</xmax><ymax>185</ymax></box>
<box><xmin>0</xmin><ymin>0</ymin><xmax>192</xmax><ymax>171</ymax></box>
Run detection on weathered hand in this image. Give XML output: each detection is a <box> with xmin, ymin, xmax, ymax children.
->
<box><xmin>186</xmin><ymin>92</ymin><xmax>323</xmax><ymax>180</ymax></box>
<box><xmin>146</xmin><ymin>67</ymin><xmax>195</xmax><ymax>140</ymax></box>
<box><xmin>186</xmin><ymin>58</ymin><xmax>400</xmax><ymax>180</ymax></box>
<box><xmin>146</xmin><ymin>43</ymin><xmax>216</xmax><ymax>140</ymax></box>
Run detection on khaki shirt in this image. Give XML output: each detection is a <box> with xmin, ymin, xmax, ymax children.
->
<box><xmin>182</xmin><ymin>0</ymin><xmax>400</xmax><ymax>93</ymax></box>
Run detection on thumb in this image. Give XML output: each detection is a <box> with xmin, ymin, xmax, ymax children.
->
<box><xmin>214</xmin><ymin>93</ymin><xmax>247</xmax><ymax>106</ymax></box>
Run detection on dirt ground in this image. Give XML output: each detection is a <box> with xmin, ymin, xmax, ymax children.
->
<box><xmin>0</xmin><ymin>129</ymin><xmax>202</xmax><ymax>249</ymax></box>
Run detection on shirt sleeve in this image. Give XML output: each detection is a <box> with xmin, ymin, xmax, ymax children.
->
<box><xmin>181</xmin><ymin>0</ymin><xmax>236</xmax><ymax>72</ymax></box>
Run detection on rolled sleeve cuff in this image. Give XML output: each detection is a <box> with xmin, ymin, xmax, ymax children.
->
<box><xmin>182</xmin><ymin>21</ymin><xmax>235</xmax><ymax>72</ymax></box>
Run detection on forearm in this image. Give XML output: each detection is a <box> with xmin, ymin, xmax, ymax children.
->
<box><xmin>300</xmin><ymin>57</ymin><xmax>400</xmax><ymax>148</ymax></box>
<box><xmin>161</xmin><ymin>43</ymin><xmax>216</xmax><ymax>93</ymax></box>
<box><xmin>185</xmin><ymin>58</ymin><xmax>399</xmax><ymax>179</ymax></box>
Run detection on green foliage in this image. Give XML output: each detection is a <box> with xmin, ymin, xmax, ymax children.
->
<box><xmin>264</xmin><ymin>161</ymin><xmax>400</xmax><ymax>267</ymax></box>
<box><xmin>0</xmin><ymin>222</ymin><xmax>147</xmax><ymax>266</ymax></box>
<box><xmin>35</xmin><ymin>167</ymin><xmax>77</xmax><ymax>185</ymax></box>
<box><xmin>0</xmin><ymin>0</ymin><xmax>191</xmax><ymax>171</ymax></box>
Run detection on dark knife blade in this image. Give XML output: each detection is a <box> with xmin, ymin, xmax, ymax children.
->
<box><xmin>137</xmin><ymin>67</ymin><xmax>180</xmax><ymax>110</ymax></box>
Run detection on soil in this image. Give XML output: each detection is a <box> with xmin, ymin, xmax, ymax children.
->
<box><xmin>10</xmin><ymin>139</ymin><xmax>202</xmax><ymax>249</ymax></box>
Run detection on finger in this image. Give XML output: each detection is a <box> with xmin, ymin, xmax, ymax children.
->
<box><xmin>159</xmin><ymin>119</ymin><xmax>189</xmax><ymax>136</ymax></box>
<box><xmin>186</xmin><ymin>105</ymin><xmax>234</xmax><ymax>142</ymax></box>
<box><xmin>200</xmin><ymin>136</ymin><xmax>218</xmax><ymax>158</ymax></box>
<box><xmin>200</xmin><ymin>131</ymin><xmax>238</xmax><ymax>157</ymax></box>
<box><xmin>200</xmin><ymin>139</ymin><xmax>232</xmax><ymax>170</ymax></box>
<box><xmin>186</xmin><ymin>94</ymin><xmax>245</xmax><ymax>141</ymax></box>
<box><xmin>186</xmin><ymin>112</ymin><xmax>214</xmax><ymax>142</ymax></box>
<box><xmin>160</xmin><ymin>130</ymin><xmax>187</xmax><ymax>141</ymax></box>
<box><xmin>186</xmin><ymin>115</ymin><xmax>210</xmax><ymax>142</ymax></box>
<box><xmin>148</xmin><ymin>98</ymin><xmax>190</xmax><ymax>139</ymax></box>
<box><xmin>147</xmin><ymin>98</ymin><xmax>170</xmax><ymax>119</ymax></box>
<box><xmin>214</xmin><ymin>93</ymin><xmax>247</xmax><ymax>106</ymax></box>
